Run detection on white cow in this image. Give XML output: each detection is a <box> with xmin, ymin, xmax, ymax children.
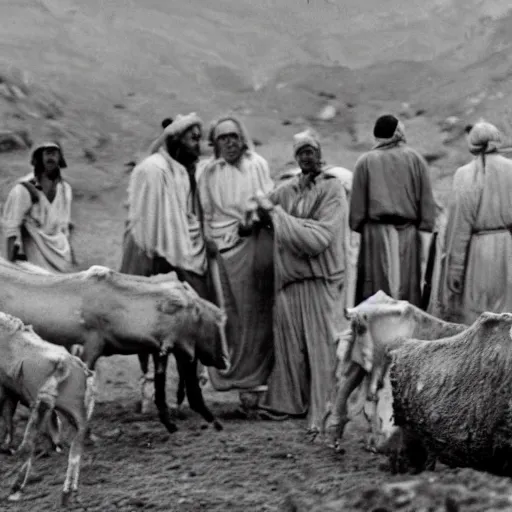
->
<box><xmin>0</xmin><ymin>311</ymin><xmax>94</xmax><ymax>504</ymax></box>
<box><xmin>322</xmin><ymin>291</ymin><xmax>466</xmax><ymax>452</ymax></box>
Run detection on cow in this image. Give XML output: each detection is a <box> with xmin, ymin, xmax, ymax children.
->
<box><xmin>387</xmin><ymin>312</ymin><xmax>512</xmax><ymax>477</ymax></box>
<box><xmin>322</xmin><ymin>291</ymin><xmax>466</xmax><ymax>452</ymax></box>
<box><xmin>0</xmin><ymin>257</ymin><xmax>230</xmax><ymax>435</ymax></box>
<box><xmin>0</xmin><ymin>311</ymin><xmax>94</xmax><ymax>505</ymax></box>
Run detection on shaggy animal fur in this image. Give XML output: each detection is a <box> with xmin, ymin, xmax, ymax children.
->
<box><xmin>389</xmin><ymin>312</ymin><xmax>512</xmax><ymax>476</ymax></box>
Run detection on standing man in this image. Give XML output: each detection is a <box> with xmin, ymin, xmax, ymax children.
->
<box><xmin>349</xmin><ymin>114</ymin><xmax>436</xmax><ymax>306</ymax></box>
<box><xmin>252</xmin><ymin>129</ymin><xmax>348</xmax><ymax>435</ymax></box>
<box><xmin>440</xmin><ymin>121</ymin><xmax>512</xmax><ymax>324</ymax></box>
<box><xmin>197</xmin><ymin>115</ymin><xmax>274</xmax><ymax>411</ymax></box>
<box><xmin>2</xmin><ymin>141</ymin><xmax>75</xmax><ymax>273</ymax></box>
<box><xmin>120</xmin><ymin>113</ymin><xmax>210</xmax><ymax>412</ymax></box>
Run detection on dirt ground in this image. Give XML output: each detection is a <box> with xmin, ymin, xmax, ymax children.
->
<box><xmin>2</xmin><ymin>355</ymin><xmax>512</xmax><ymax>512</ymax></box>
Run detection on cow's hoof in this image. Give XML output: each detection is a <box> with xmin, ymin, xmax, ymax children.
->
<box><xmin>61</xmin><ymin>489</ymin><xmax>80</xmax><ymax>507</ymax></box>
<box><xmin>159</xmin><ymin>414</ymin><xmax>178</xmax><ymax>434</ymax></box>
<box><xmin>213</xmin><ymin>420</ymin><xmax>223</xmax><ymax>431</ymax></box>
<box><xmin>0</xmin><ymin>445</ymin><xmax>16</xmax><ymax>456</ymax></box>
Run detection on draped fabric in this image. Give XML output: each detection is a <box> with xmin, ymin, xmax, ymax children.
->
<box><xmin>198</xmin><ymin>149</ymin><xmax>275</xmax><ymax>391</ymax></box>
<box><xmin>439</xmin><ymin>154</ymin><xmax>512</xmax><ymax>324</ymax></box>
<box><xmin>355</xmin><ymin>222</ymin><xmax>422</xmax><ymax>306</ymax></box>
<box><xmin>259</xmin><ymin>173</ymin><xmax>346</xmax><ymax>430</ymax></box>
<box><xmin>122</xmin><ymin>147</ymin><xmax>206</xmax><ymax>276</ymax></box>
<box><xmin>2</xmin><ymin>174</ymin><xmax>74</xmax><ymax>273</ymax></box>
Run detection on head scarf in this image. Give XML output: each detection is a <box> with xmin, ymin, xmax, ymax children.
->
<box><xmin>467</xmin><ymin>121</ymin><xmax>502</xmax><ymax>155</ymax></box>
<box><xmin>149</xmin><ymin>112</ymin><xmax>203</xmax><ymax>154</ymax></box>
<box><xmin>373</xmin><ymin>114</ymin><xmax>406</xmax><ymax>148</ymax></box>
<box><xmin>293</xmin><ymin>128</ymin><xmax>321</xmax><ymax>157</ymax></box>
<box><xmin>207</xmin><ymin>115</ymin><xmax>255</xmax><ymax>159</ymax></box>
<box><xmin>31</xmin><ymin>141</ymin><xmax>67</xmax><ymax>168</ymax></box>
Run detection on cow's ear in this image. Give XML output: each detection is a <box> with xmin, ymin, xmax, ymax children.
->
<box><xmin>349</xmin><ymin>313</ymin><xmax>374</xmax><ymax>372</ymax></box>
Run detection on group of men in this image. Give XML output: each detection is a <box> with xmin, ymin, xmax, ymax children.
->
<box><xmin>3</xmin><ymin>112</ymin><xmax>511</xmax><ymax>434</ymax></box>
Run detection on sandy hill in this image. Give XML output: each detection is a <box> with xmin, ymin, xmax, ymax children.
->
<box><xmin>1</xmin><ymin>0</ymin><xmax>511</xmax><ymax>267</ymax></box>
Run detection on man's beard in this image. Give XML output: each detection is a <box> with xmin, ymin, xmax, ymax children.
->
<box><xmin>44</xmin><ymin>166</ymin><xmax>61</xmax><ymax>180</ymax></box>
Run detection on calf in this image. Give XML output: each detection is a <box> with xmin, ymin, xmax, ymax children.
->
<box><xmin>322</xmin><ymin>291</ymin><xmax>465</xmax><ymax>452</ymax></box>
<box><xmin>0</xmin><ymin>311</ymin><xmax>94</xmax><ymax>505</ymax></box>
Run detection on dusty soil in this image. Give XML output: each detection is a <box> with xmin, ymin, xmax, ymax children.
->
<box><xmin>2</xmin><ymin>356</ymin><xmax>512</xmax><ymax>512</ymax></box>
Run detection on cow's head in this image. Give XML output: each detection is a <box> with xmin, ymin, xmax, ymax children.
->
<box><xmin>157</xmin><ymin>282</ymin><xmax>230</xmax><ymax>371</ymax></box>
<box><xmin>342</xmin><ymin>292</ymin><xmax>416</xmax><ymax>380</ymax></box>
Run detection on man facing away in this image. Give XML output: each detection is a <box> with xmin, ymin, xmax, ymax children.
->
<box><xmin>2</xmin><ymin>141</ymin><xmax>75</xmax><ymax>273</ymax></box>
<box><xmin>349</xmin><ymin>114</ymin><xmax>436</xmax><ymax>307</ymax></box>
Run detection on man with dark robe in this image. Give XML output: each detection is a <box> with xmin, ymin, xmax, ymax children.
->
<box><xmin>349</xmin><ymin>114</ymin><xmax>436</xmax><ymax>306</ymax></box>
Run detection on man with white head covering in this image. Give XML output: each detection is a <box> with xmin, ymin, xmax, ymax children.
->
<box><xmin>197</xmin><ymin>115</ymin><xmax>274</xmax><ymax>410</ymax></box>
<box><xmin>439</xmin><ymin>120</ymin><xmax>512</xmax><ymax>323</ymax></box>
<box><xmin>2</xmin><ymin>141</ymin><xmax>75</xmax><ymax>272</ymax></box>
<box><xmin>247</xmin><ymin>128</ymin><xmax>348</xmax><ymax>434</ymax></box>
<box><xmin>278</xmin><ymin>130</ymin><xmax>360</xmax><ymax>314</ymax></box>
<box><xmin>120</xmin><ymin>113</ymin><xmax>209</xmax><ymax>411</ymax></box>
<box><xmin>350</xmin><ymin>114</ymin><xmax>436</xmax><ymax>307</ymax></box>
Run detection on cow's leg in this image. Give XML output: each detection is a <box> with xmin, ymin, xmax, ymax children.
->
<box><xmin>0</xmin><ymin>390</ymin><xmax>18</xmax><ymax>455</ymax></box>
<box><xmin>176</xmin><ymin>374</ymin><xmax>186</xmax><ymax>419</ymax></box>
<box><xmin>137</xmin><ymin>352</ymin><xmax>154</xmax><ymax>414</ymax></box>
<box><xmin>61</xmin><ymin>423</ymin><xmax>87</xmax><ymax>507</ymax></box>
<box><xmin>153</xmin><ymin>352</ymin><xmax>178</xmax><ymax>434</ymax></box>
<box><xmin>322</xmin><ymin>362</ymin><xmax>365</xmax><ymax>448</ymax></box>
<box><xmin>9</xmin><ymin>359</ymin><xmax>67</xmax><ymax>501</ymax></box>
<box><xmin>80</xmin><ymin>333</ymin><xmax>104</xmax><ymax>443</ymax></box>
<box><xmin>175</xmin><ymin>352</ymin><xmax>222</xmax><ymax>431</ymax></box>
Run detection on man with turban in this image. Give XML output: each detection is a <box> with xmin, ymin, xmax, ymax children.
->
<box><xmin>439</xmin><ymin>120</ymin><xmax>512</xmax><ymax>323</ymax></box>
<box><xmin>120</xmin><ymin>112</ymin><xmax>210</xmax><ymax>412</ymax></box>
<box><xmin>2</xmin><ymin>141</ymin><xmax>75</xmax><ymax>273</ymax></box>
<box><xmin>349</xmin><ymin>114</ymin><xmax>436</xmax><ymax>306</ymax></box>
<box><xmin>248</xmin><ymin>128</ymin><xmax>347</xmax><ymax>434</ymax></box>
<box><xmin>197</xmin><ymin>115</ymin><xmax>274</xmax><ymax>412</ymax></box>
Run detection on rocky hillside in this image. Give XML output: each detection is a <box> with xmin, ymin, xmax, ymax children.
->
<box><xmin>1</xmin><ymin>0</ymin><xmax>511</xmax><ymax>266</ymax></box>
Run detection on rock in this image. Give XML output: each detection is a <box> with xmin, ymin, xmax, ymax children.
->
<box><xmin>440</xmin><ymin>116</ymin><xmax>461</xmax><ymax>132</ymax></box>
<box><xmin>0</xmin><ymin>129</ymin><xmax>32</xmax><ymax>153</ymax></box>
<box><xmin>422</xmin><ymin>150</ymin><xmax>448</xmax><ymax>164</ymax></box>
<box><xmin>83</xmin><ymin>148</ymin><xmax>97</xmax><ymax>163</ymax></box>
<box><xmin>316</xmin><ymin>104</ymin><xmax>337</xmax><ymax>122</ymax></box>
<box><xmin>318</xmin><ymin>91</ymin><xmax>336</xmax><ymax>100</ymax></box>
<box><xmin>399</xmin><ymin>102</ymin><xmax>414</xmax><ymax>119</ymax></box>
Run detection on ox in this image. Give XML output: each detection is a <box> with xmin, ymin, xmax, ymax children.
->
<box><xmin>0</xmin><ymin>258</ymin><xmax>229</xmax><ymax>435</ymax></box>
<box><xmin>0</xmin><ymin>311</ymin><xmax>94</xmax><ymax>505</ymax></box>
<box><xmin>322</xmin><ymin>291</ymin><xmax>466</xmax><ymax>452</ymax></box>
<box><xmin>387</xmin><ymin>312</ymin><xmax>512</xmax><ymax>476</ymax></box>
